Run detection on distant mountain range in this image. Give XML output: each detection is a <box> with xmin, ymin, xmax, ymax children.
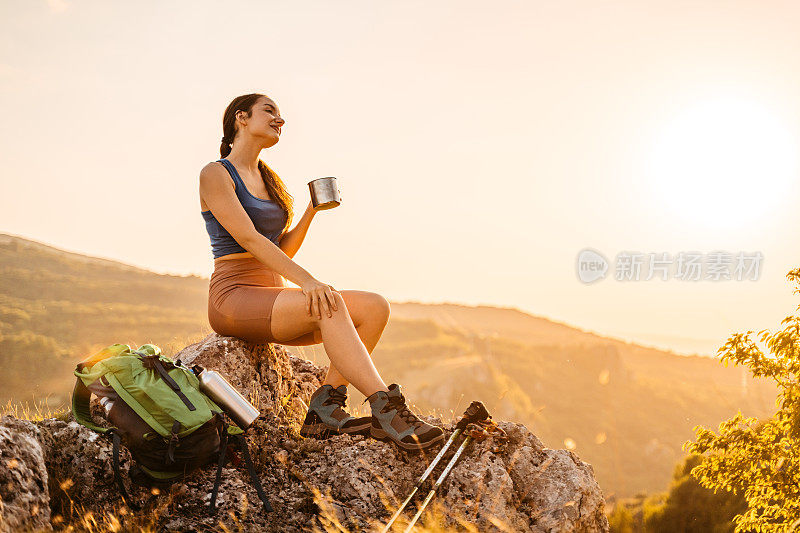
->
<box><xmin>0</xmin><ymin>232</ymin><xmax>778</xmax><ymax>498</ymax></box>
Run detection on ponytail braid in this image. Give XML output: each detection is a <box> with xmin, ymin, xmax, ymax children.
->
<box><xmin>220</xmin><ymin>136</ymin><xmax>232</xmax><ymax>158</ymax></box>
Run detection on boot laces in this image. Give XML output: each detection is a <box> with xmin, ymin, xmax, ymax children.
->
<box><xmin>386</xmin><ymin>394</ymin><xmax>421</xmax><ymax>426</ymax></box>
<box><xmin>325</xmin><ymin>388</ymin><xmax>348</xmax><ymax>409</ymax></box>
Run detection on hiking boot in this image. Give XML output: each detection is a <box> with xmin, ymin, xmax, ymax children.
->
<box><xmin>300</xmin><ymin>384</ymin><xmax>372</xmax><ymax>439</ymax></box>
<box><xmin>367</xmin><ymin>384</ymin><xmax>445</xmax><ymax>452</ymax></box>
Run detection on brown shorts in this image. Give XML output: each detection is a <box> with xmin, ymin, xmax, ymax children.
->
<box><xmin>208</xmin><ymin>256</ymin><xmax>289</xmax><ymax>344</ymax></box>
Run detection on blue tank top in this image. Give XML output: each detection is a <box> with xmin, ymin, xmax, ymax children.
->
<box><xmin>201</xmin><ymin>158</ymin><xmax>288</xmax><ymax>259</ymax></box>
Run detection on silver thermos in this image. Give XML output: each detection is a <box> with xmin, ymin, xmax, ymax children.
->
<box><xmin>308</xmin><ymin>176</ymin><xmax>341</xmax><ymax>211</ymax></box>
<box><xmin>193</xmin><ymin>366</ymin><xmax>260</xmax><ymax>430</ymax></box>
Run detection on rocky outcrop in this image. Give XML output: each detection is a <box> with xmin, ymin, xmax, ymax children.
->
<box><xmin>0</xmin><ymin>417</ymin><xmax>50</xmax><ymax>533</ymax></box>
<box><xmin>0</xmin><ymin>335</ymin><xmax>609</xmax><ymax>532</ymax></box>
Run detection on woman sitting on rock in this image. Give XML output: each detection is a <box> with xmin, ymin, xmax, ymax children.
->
<box><xmin>199</xmin><ymin>93</ymin><xmax>444</xmax><ymax>452</ymax></box>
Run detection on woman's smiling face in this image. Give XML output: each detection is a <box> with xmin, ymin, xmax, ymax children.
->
<box><xmin>237</xmin><ymin>96</ymin><xmax>285</xmax><ymax>146</ymax></box>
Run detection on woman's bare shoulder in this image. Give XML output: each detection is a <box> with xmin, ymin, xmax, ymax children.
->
<box><xmin>199</xmin><ymin>161</ymin><xmax>236</xmax><ymax>198</ymax></box>
<box><xmin>200</xmin><ymin>160</ymin><xmax>227</xmax><ymax>175</ymax></box>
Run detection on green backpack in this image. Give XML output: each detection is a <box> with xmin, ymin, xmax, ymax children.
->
<box><xmin>71</xmin><ymin>342</ymin><xmax>272</xmax><ymax>514</ymax></box>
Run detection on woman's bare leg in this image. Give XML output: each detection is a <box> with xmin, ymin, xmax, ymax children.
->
<box><xmin>323</xmin><ymin>291</ymin><xmax>390</xmax><ymax>387</ymax></box>
<box><xmin>280</xmin><ymin>290</ymin><xmax>391</xmax><ymax>388</ymax></box>
<box><xmin>270</xmin><ymin>289</ymin><xmax>388</xmax><ymax>398</ymax></box>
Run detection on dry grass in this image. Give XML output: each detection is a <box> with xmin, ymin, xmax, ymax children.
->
<box><xmin>40</xmin><ymin>480</ymin><xmax>509</xmax><ymax>532</ymax></box>
<box><xmin>1</xmin><ymin>398</ymin><xmax>69</xmax><ymax>422</ymax></box>
<box><xmin>304</xmin><ymin>484</ymin><xmax>512</xmax><ymax>533</ymax></box>
<box><xmin>49</xmin><ymin>483</ymin><xmax>170</xmax><ymax>533</ymax></box>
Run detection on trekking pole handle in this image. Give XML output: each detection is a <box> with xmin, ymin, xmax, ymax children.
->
<box><xmin>456</xmin><ymin>401</ymin><xmax>489</xmax><ymax>430</ymax></box>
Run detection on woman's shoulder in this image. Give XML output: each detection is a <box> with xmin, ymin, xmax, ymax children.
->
<box><xmin>199</xmin><ymin>160</ymin><xmax>236</xmax><ymax>189</ymax></box>
<box><xmin>200</xmin><ymin>159</ymin><xmax>227</xmax><ymax>172</ymax></box>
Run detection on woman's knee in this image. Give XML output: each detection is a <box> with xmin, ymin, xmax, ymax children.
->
<box><xmin>363</xmin><ymin>291</ymin><xmax>391</xmax><ymax>321</ymax></box>
<box><xmin>376</xmin><ymin>293</ymin><xmax>391</xmax><ymax>318</ymax></box>
<box><xmin>335</xmin><ymin>290</ymin><xmax>390</xmax><ymax>324</ymax></box>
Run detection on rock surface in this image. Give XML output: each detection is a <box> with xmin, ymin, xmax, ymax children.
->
<box><xmin>0</xmin><ymin>417</ymin><xmax>51</xmax><ymax>533</ymax></box>
<box><xmin>0</xmin><ymin>334</ymin><xmax>609</xmax><ymax>532</ymax></box>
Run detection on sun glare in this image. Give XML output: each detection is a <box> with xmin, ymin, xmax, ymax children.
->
<box><xmin>646</xmin><ymin>97</ymin><xmax>797</xmax><ymax>229</ymax></box>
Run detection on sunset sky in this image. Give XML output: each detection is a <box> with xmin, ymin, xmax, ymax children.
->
<box><xmin>2</xmin><ymin>1</ymin><xmax>800</xmax><ymax>356</ymax></box>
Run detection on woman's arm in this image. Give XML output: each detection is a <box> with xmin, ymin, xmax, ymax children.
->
<box><xmin>200</xmin><ymin>162</ymin><xmax>338</xmax><ymax>318</ymax></box>
<box><xmin>199</xmin><ymin>162</ymin><xmax>313</xmax><ymax>285</ymax></box>
<box><xmin>200</xmin><ymin>162</ymin><xmax>337</xmax><ymax>319</ymax></box>
<box><xmin>278</xmin><ymin>200</ymin><xmax>317</xmax><ymax>259</ymax></box>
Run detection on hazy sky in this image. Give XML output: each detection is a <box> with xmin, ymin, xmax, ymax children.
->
<box><xmin>2</xmin><ymin>0</ymin><xmax>800</xmax><ymax>356</ymax></box>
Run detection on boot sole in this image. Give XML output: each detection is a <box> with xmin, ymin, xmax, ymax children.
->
<box><xmin>300</xmin><ymin>421</ymin><xmax>372</xmax><ymax>440</ymax></box>
<box><xmin>369</xmin><ymin>426</ymin><xmax>446</xmax><ymax>451</ymax></box>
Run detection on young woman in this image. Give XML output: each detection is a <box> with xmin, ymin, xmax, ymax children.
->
<box><xmin>199</xmin><ymin>93</ymin><xmax>444</xmax><ymax>451</ymax></box>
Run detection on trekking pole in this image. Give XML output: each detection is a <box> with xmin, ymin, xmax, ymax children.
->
<box><xmin>380</xmin><ymin>401</ymin><xmax>489</xmax><ymax>533</ymax></box>
<box><xmin>403</xmin><ymin>419</ymin><xmax>507</xmax><ymax>533</ymax></box>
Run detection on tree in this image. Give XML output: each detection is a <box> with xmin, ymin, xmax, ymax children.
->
<box><xmin>685</xmin><ymin>267</ymin><xmax>800</xmax><ymax>532</ymax></box>
<box><xmin>608</xmin><ymin>503</ymin><xmax>635</xmax><ymax>533</ymax></box>
<box><xmin>644</xmin><ymin>455</ymin><xmax>746</xmax><ymax>532</ymax></box>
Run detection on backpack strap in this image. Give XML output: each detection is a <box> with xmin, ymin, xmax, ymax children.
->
<box><xmin>111</xmin><ymin>430</ymin><xmax>141</xmax><ymax>510</ymax></box>
<box><xmin>234</xmin><ymin>433</ymin><xmax>274</xmax><ymax>513</ymax></box>
<box><xmin>209</xmin><ymin>416</ymin><xmax>230</xmax><ymax>515</ymax></box>
<box><xmin>138</xmin><ymin>353</ymin><xmax>197</xmax><ymax>412</ymax></box>
<box><xmin>208</xmin><ymin>414</ymin><xmax>273</xmax><ymax>515</ymax></box>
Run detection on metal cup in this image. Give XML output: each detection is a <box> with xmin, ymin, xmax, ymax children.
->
<box><xmin>308</xmin><ymin>177</ymin><xmax>341</xmax><ymax>211</ymax></box>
